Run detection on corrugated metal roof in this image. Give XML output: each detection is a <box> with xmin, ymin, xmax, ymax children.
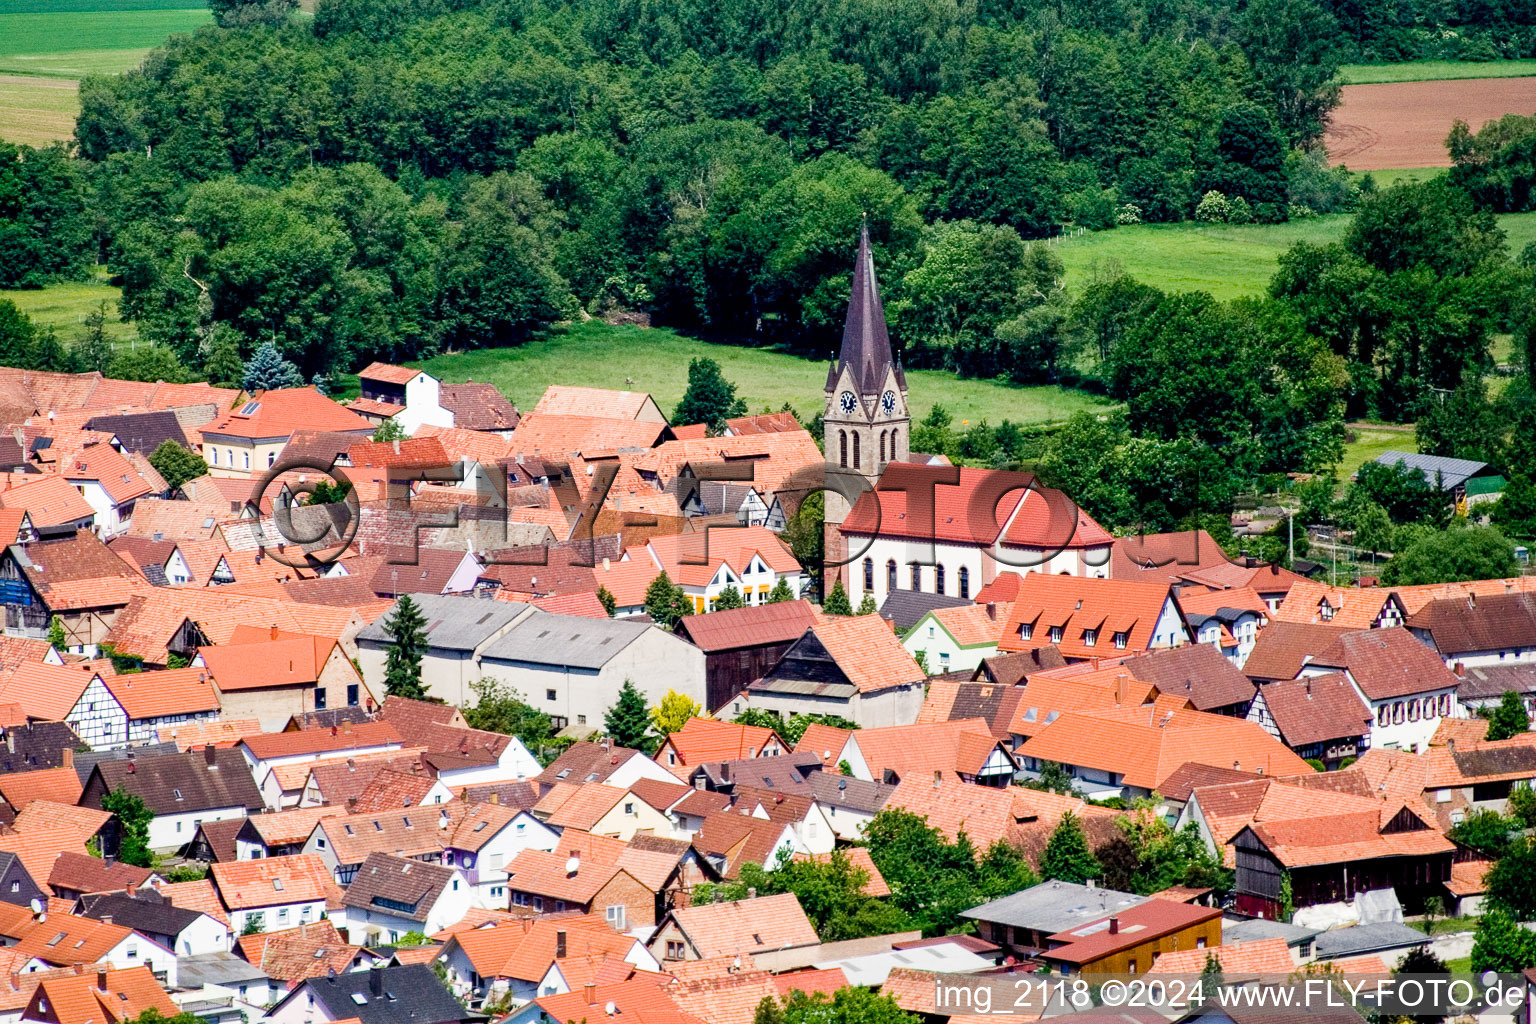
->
<box><xmin>1371</xmin><ymin>451</ymin><xmax>1489</xmax><ymax>490</ymax></box>
<box><xmin>481</xmin><ymin>610</ymin><xmax>649</xmax><ymax>669</ymax></box>
<box><xmin>355</xmin><ymin>593</ymin><xmax>529</xmax><ymax>652</ymax></box>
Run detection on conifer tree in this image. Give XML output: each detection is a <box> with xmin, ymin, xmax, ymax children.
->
<box><xmin>713</xmin><ymin>585</ymin><xmax>745</xmax><ymax>611</ymax></box>
<box><xmin>383</xmin><ymin>594</ymin><xmax>429</xmax><ymax>700</ymax></box>
<box><xmin>823</xmin><ymin>579</ymin><xmax>853</xmax><ymax>615</ymax></box>
<box><xmin>73</xmin><ymin>301</ymin><xmax>114</xmax><ymax>374</ymax></box>
<box><xmin>1040</xmin><ymin>811</ymin><xmax>1101</xmax><ymax>883</ymax></box>
<box><xmin>242</xmin><ymin>338</ymin><xmax>303</xmax><ymax>391</ymax></box>
<box><xmin>596</xmin><ymin>586</ymin><xmax>617</xmax><ymax>617</ymax></box>
<box><xmin>857</xmin><ymin>593</ymin><xmax>877</xmax><ymax>615</ymax></box>
<box><xmin>767</xmin><ymin>577</ymin><xmax>795</xmax><ymax>603</ymax></box>
<box><xmin>644</xmin><ymin>570</ymin><xmax>692</xmax><ymax>629</ymax></box>
<box><xmin>605</xmin><ymin>679</ymin><xmax>653</xmax><ymax>750</ymax></box>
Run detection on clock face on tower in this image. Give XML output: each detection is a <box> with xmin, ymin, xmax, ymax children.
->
<box><xmin>881</xmin><ymin>390</ymin><xmax>896</xmax><ymax>415</ymax></box>
<box><xmin>839</xmin><ymin>391</ymin><xmax>857</xmax><ymax>414</ymax></box>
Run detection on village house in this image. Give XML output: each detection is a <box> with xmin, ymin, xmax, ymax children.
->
<box><xmin>0</xmin><ymin>532</ymin><xmax>143</xmax><ymax>651</ymax></box>
<box><xmin>209</xmin><ymin>854</ymin><xmax>344</xmax><ymax>935</ymax></box>
<box><xmin>647</xmin><ymin>892</ymin><xmax>818</xmax><ymax>962</ymax></box>
<box><xmin>998</xmin><ymin>573</ymin><xmax>1190</xmax><ymax>662</ymax></box>
<box><xmin>336</xmin><ymin>853</ymin><xmax>472</xmax><ymax>944</ymax></box>
<box><xmin>64</xmin><ymin>667</ymin><xmax>221</xmax><ymax>750</ymax></box>
<box><xmin>636</xmin><ymin>526</ymin><xmax>806</xmax><ymax>614</ymax></box>
<box><xmin>59</xmin><ymin>443</ymin><xmax>153</xmax><ymax>538</ymax></box>
<box><xmin>747</xmin><ymin>613</ymin><xmax>926</xmax><ymax>727</ymax></box>
<box><xmin>1452</xmin><ymin>663</ymin><xmax>1536</xmax><ymax>717</ymax></box>
<box><xmin>1247</xmin><ymin>672</ymin><xmax>1374</xmax><ymax>768</ymax></box>
<box><xmin>1179</xmin><ymin>586</ymin><xmax>1267</xmax><ymax>668</ymax></box>
<box><xmin>654</xmin><ymin>717</ymin><xmax>786</xmax><ymax>777</ymax></box>
<box><xmin>1296</xmin><ymin>627</ymin><xmax>1462</xmax><ymax>751</ymax></box>
<box><xmin>79</xmin><ymin>746</ymin><xmax>265</xmax><ymax>853</ymax></box>
<box><xmin>1352</xmin><ymin>735</ymin><xmax>1536</xmax><ymax>829</ymax></box>
<box><xmin>350</xmin><ymin>363</ymin><xmax>456</xmax><ymax>433</ymax></box>
<box><xmin>1035</xmin><ymin>900</ymin><xmax>1223</xmax><ymax>976</ymax></box>
<box><xmin>1407</xmin><ymin>590</ymin><xmax>1536</xmax><ymax>669</ymax></box>
<box><xmin>0</xmin><ymin>475</ymin><xmax>95</xmax><ymax>538</ymax></box>
<box><xmin>199</xmin><ymin>387</ymin><xmax>374</xmax><ymax>477</ymax></box>
<box><xmin>1016</xmin><ymin>702</ymin><xmax>1315</xmax><ymax>800</ymax></box>
<box><xmin>1242</xmin><ymin>620</ymin><xmax>1353</xmax><ymax>683</ymax></box>
<box><xmin>961</xmin><ymin>880</ymin><xmax>1149</xmax><ymax>960</ymax></box>
<box><xmin>901</xmin><ymin>601</ymin><xmax>1013</xmax><ymax>676</ymax></box>
<box><xmin>835</xmin><ymin>718</ymin><xmax>1018</xmax><ymax>787</ymax></box>
<box><xmin>238</xmin><ymin>722</ymin><xmax>405</xmax><ymax>809</ymax></box>
<box><xmin>20</xmin><ymin>966</ymin><xmax>179</xmax><ymax>1024</ymax></box>
<box><xmin>533</xmin><ymin>740</ymin><xmax>681</xmax><ymax>795</ymax></box>
<box><xmin>436</xmin><ymin>915</ymin><xmax>658</xmax><ymax>1009</ymax></box>
<box><xmin>1123</xmin><ymin>642</ymin><xmax>1258</xmax><ymax>718</ymax></box>
<box><xmin>75</xmin><ymin>887</ymin><xmax>230</xmax><ymax>956</ymax></box>
<box><xmin>9</xmin><ymin>909</ymin><xmax>180</xmax><ymax>986</ymax></box>
<box><xmin>265</xmin><ymin>963</ymin><xmax>476</xmax><ymax>1024</ymax></box>
<box><xmin>194</xmin><ymin>626</ymin><xmax>375</xmax><ymax>732</ymax></box>
<box><xmin>535</xmin><ymin>781</ymin><xmax>680</xmax><ymax>841</ymax></box>
<box><xmin>675</xmin><ymin>600</ymin><xmax>820</xmax><ymax>713</ymax></box>
<box><xmin>502</xmin><ymin>830</ymin><xmax>677</xmax><ymax>931</ymax></box>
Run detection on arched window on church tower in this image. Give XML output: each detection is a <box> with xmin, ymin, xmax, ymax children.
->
<box><xmin>935</xmin><ymin>564</ymin><xmax>946</xmax><ymax>595</ymax></box>
<box><xmin>886</xmin><ymin>560</ymin><xmax>897</xmax><ymax>591</ymax></box>
<box><xmin>863</xmin><ymin>558</ymin><xmax>873</xmax><ymax>593</ymax></box>
<box><xmin>879</xmin><ymin>431</ymin><xmax>886</xmax><ymax>463</ymax></box>
<box><xmin>852</xmin><ymin>433</ymin><xmax>860</xmax><ymax>469</ymax></box>
<box><xmin>890</xmin><ymin>428</ymin><xmax>899</xmax><ymax>460</ymax></box>
<box><xmin>958</xmin><ymin>566</ymin><xmax>970</xmax><ymax>599</ymax></box>
<box><xmin>839</xmin><ymin>430</ymin><xmax>847</xmax><ymax>468</ymax></box>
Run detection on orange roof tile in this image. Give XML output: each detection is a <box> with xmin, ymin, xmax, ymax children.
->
<box><xmin>12</xmin><ymin>911</ymin><xmax>135</xmax><ymax>966</ymax></box>
<box><xmin>0</xmin><ymin>768</ymin><xmax>82</xmax><ymax>811</ymax></box>
<box><xmin>201</xmin><ymin>387</ymin><xmax>374</xmax><ymax>441</ymax></box>
<box><xmin>0</xmin><ymin>663</ymin><xmax>98</xmax><ymax>721</ymax></box>
<box><xmin>1018</xmin><ymin>705</ymin><xmax>1314</xmax><ymax>791</ymax></box>
<box><xmin>848</xmin><ymin>718</ymin><xmax>1009</xmax><ymax>782</ymax></box>
<box><xmin>210</xmin><ymin>854</ymin><xmax>343</xmax><ymax>911</ymax></box>
<box><xmin>158</xmin><ymin>878</ymin><xmax>230</xmax><ymax>929</ymax></box>
<box><xmin>643</xmin><ymin>526</ymin><xmax>802</xmax><ymax>588</ymax></box>
<box><xmin>1147</xmin><ymin>937</ymin><xmax>1293</xmax><ymax>975</ymax></box>
<box><xmin>240</xmin><ymin>721</ymin><xmax>401</xmax><ymax>761</ymax></box>
<box><xmin>196</xmin><ymin>633</ymin><xmax>337</xmax><ymax>691</ymax></box>
<box><xmin>512</xmin><ymin>414</ymin><xmax>666</xmax><ymax>457</ymax></box>
<box><xmin>667</xmin><ymin>968</ymin><xmax>780</xmax><ymax>1024</ymax></box>
<box><xmin>156</xmin><ymin>718</ymin><xmax>262</xmax><ymax>750</ymax></box>
<box><xmin>25</xmin><ymin>965</ymin><xmax>176</xmax><ymax>1023</ymax></box>
<box><xmin>999</xmin><ymin>574</ymin><xmax>1183</xmax><ymax>660</ymax></box>
<box><xmin>357</xmin><ymin>362</ymin><xmax>423</xmax><ymax>386</ymax></box>
<box><xmin>0</xmin><ymin>474</ymin><xmax>93</xmax><ymax>528</ymax></box>
<box><xmin>665</xmin><ymin>893</ymin><xmax>818</xmax><ymax>959</ymax></box>
<box><xmin>532</xmin><ymin>386</ymin><xmax>658</xmax><ymax>420</ymax></box>
<box><xmin>659</xmin><ymin>718</ymin><xmax>785</xmax><ymax>767</ymax></box>
<box><xmin>102</xmin><ymin>666</ymin><xmax>220</xmax><ymax>719</ymax></box>
<box><xmin>802</xmin><ymin>614</ymin><xmax>923</xmax><ymax>693</ymax></box>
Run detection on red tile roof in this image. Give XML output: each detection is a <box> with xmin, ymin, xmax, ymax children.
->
<box><xmin>1307</xmin><ymin>628</ymin><xmax>1460</xmax><ymax>700</ymax></box>
<box><xmin>998</xmin><ymin>574</ymin><xmax>1184</xmax><ymax>660</ymax></box>
<box><xmin>849</xmin><ymin>719</ymin><xmax>1011</xmax><ymax>782</ymax></box>
<box><xmin>1255</xmin><ymin>672</ymin><xmax>1373</xmax><ymax>746</ymax></box>
<box><xmin>103</xmin><ymin>666</ymin><xmax>220</xmax><ymax>719</ymax></box>
<box><xmin>357</xmin><ymin>362</ymin><xmax>422</xmax><ymax>386</ymax></box>
<box><xmin>1018</xmin><ymin>705</ymin><xmax>1315</xmax><ymax>791</ymax></box>
<box><xmin>803</xmin><ymin>614</ymin><xmax>924</xmax><ymax>693</ymax></box>
<box><xmin>659</xmin><ymin>718</ymin><xmax>785</xmax><ymax>767</ymax></box>
<box><xmin>241</xmin><ymin>722</ymin><xmax>401</xmax><ymax>761</ymax></box>
<box><xmin>0</xmin><ymin>663</ymin><xmax>98</xmax><ymax>721</ymax></box>
<box><xmin>532</xmin><ymin>386</ymin><xmax>659</xmax><ymax>420</ymax></box>
<box><xmin>202</xmin><ymin>387</ymin><xmax>374</xmax><ymax>440</ymax></box>
<box><xmin>677</xmin><ymin>600</ymin><xmax>820</xmax><ymax>652</ymax></box>
<box><xmin>664</xmin><ymin>893</ymin><xmax>818</xmax><ymax>959</ymax></box>
<box><xmin>842</xmin><ymin>464</ymin><xmax>1110</xmax><ymax>551</ymax></box>
<box><xmin>0</xmin><ymin>474</ymin><xmax>94</xmax><ymax>528</ymax></box>
<box><xmin>210</xmin><ymin>854</ymin><xmax>344</xmax><ymax>910</ymax></box>
<box><xmin>1242</xmin><ymin>621</ymin><xmax>1353</xmax><ymax>680</ymax></box>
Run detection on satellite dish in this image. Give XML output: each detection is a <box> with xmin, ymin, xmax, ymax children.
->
<box><xmin>605</xmin><ymin>1001</ymin><xmax>618</xmax><ymax>1016</ymax></box>
<box><xmin>564</xmin><ymin>855</ymin><xmax>580</xmax><ymax>875</ymax></box>
<box><xmin>27</xmin><ymin>898</ymin><xmax>42</xmax><ymax>914</ymax></box>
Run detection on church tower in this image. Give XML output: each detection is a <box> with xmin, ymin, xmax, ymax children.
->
<box><xmin>823</xmin><ymin>220</ymin><xmax>909</xmax><ymax>529</ymax></box>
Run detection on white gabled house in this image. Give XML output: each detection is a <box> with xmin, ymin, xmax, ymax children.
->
<box><xmin>335</xmin><ymin>853</ymin><xmax>472</xmax><ymax>945</ymax></box>
<box><xmin>1295</xmin><ymin>627</ymin><xmax>1463</xmax><ymax>752</ymax></box>
<box><xmin>65</xmin><ymin>668</ymin><xmax>222</xmax><ymax>751</ymax></box>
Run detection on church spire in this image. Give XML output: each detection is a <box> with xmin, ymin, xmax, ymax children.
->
<box><xmin>834</xmin><ymin>219</ymin><xmax>902</xmax><ymax>395</ymax></box>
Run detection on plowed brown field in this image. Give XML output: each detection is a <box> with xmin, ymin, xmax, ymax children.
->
<box><xmin>1325</xmin><ymin>77</ymin><xmax>1536</xmax><ymax>169</ymax></box>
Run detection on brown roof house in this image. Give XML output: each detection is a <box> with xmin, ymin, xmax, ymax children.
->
<box><xmin>746</xmin><ymin>614</ymin><xmax>926</xmax><ymax>727</ymax></box>
<box><xmin>209</xmin><ymin>854</ymin><xmax>344</xmax><ymax>935</ymax></box>
<box><xmin>1299</xmin><ymin>628</ymin><xmax>1463</xmax><ymax>753</ymax></box>
<box><xmin>1408</xmin><ymin>590</ymin><xmax>1536</xmax><ymax>670</ymax></box>
<box><xmin>676</xmin><ymin>600</ymin><xmax>820</xmax><ymax>713</ymax></box>
<box><xmin>79</xmin><ymin>746</ymin><xmax>265</xmax><ymax>855</ymax></box>
<box><xmin>335</xmin><ymin>852</ymin><xmax>472</xmax><ymax>945</ymax></box>
<box><xmin>503</xmin><ymin>829</ymin><xmax>682</xmax><ymax>932</ymax></box>
<box><xmin>0</xmin><ymin>532</ymin><xmax>144</xmax><ymax>651</ymax></box>
<box><xmin>1351</xmin><ymin>735</ymin><xmax>1536</xmax><ymax>831</ymax></box>
<box><xmin>648</xmin><ymin>892</ymin><xmax>818</xmax><ymax>964</ymax></box>
<box><xmin>1246</xmin><ymin>672</ymin><xmax>1374</xmax><ymax>768</ymax></box>
<box><xmin>193</xmin><ymin>625</ymin><xmax>375</xmax><ymax>732</ymax></box>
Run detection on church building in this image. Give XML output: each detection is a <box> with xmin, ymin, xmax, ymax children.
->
<box><xmin>821</xmin><ymin>222</ymin><xmax>1112</xmax><ymax>608</ymax></box>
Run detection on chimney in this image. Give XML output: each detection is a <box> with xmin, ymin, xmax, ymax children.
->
<box><xmin>932</xmin><ymin>770</ymin><xmax>942</xmax><ymax>789</ymax></box>
<box><xmin>126</xmin><ymin>883</ymin><xmax>136</xmax><ymax>898</ymax></box>
<box><xmin>331</xmin><ymin>725</ymin><xmax>338</xmax><ymax>737</ymax></box>
<box><xmin>1108</xmin><ymin>917</ymin><xmax>1119</xmax><ymax>935</ymax></box>
<box><xmin>393</xmin><ymin>439</ymin><xmax>401</xmax><ymax>455</ymax></box>
<box><xmin>97</xmin><ymin>969</ymin><xmax>107</xmax><ymax>990</ymax></box>
<box><xmin>489</xmin><ymin>792</ymin><xmax>499</xmax><ymax>805</ymax></box>
<box><xmin>1086</xmin><ymin>879</ymin><xmax>1095</xmax><ymax>889</ymax></box>
<box><xmin>61</xmin><ymin>748</ymin><xmax>72</xmax><ymax>769</ymax></box>
<box><xmin>585</xmin><ymin>982</ymin><xmax>597</xmax><ymax>1005</ymax></box>
<box><xmin>1448</xmin><ymin>737</ymin><xmax>1457</xmax><ymax>753</ymax></box>
<box><xmin>720</xmin><ymin>763</ymin><xmax>730</xmax><ymax>783</ymax></box>
<box><xmin>370</xmin><ymin>967</ymin><xmax>384</xmax><ymax>997</ymax></box>
<box><xmin>747</xmin><ymin>887</ymin><xmax>757</xmax><ymax>899</ymax></box>
<box><xmin>99</xmin><ymin>915</ymin><xmax>112</xmax><ymax>925</ymax></box>
<box><xmin>1115</xmin><ymin>673</ymin><xmax>1128</xmax><ymax>706</ymax></box>
<box><xmin>204</xmin><ymin>744</ymin><xmax>217</xmax><ymax>767</ymax></box>
<box><xmin>1454</xmin><ymin>662</ymin><xmax>1465</xmax><ymax>677</ymax></box>
<box><xmin>127</xmin><ymin>761</ymin><xmax>135</xmax><ymax>774</ymax></box>
<box><xmin>1469</xmin><ymin>592</ymin><xmax>1476</xmax><ymax>610</ymax></box>
<box><xmin>986</xmin><ymin>602</ymin><xmax>997</xmax><ymax>621</ymax></box>
<box><xmin>556</xmin><ymin>929</ymin><xmax>567</xmax><ymax>957</ymax></box>
<box><xmin>270</xmin><ymin>624</ymin><xmax>279</xmax><ymax>640</ymax></box>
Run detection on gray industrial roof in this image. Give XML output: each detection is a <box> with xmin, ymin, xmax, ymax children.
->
<box><xmin>481</xmin><ymin>610</ymin><xmax>649</xmax><ymax>669</ymax></box>
<box><xmin>176</xmin><ymin>952</ymin><xmax>275</xmax><ymax>988</ymax></box>
<box><xmin>1372</xmin><ymin>451</ymin><xmax>1490</xmax><ymax>490</ymax></box>
<box><xmin>1314</xmin><ymin>922</ymin><xmax>1428</xmax><ymax>958</ymax></box>
<box><xmin>961</xmin><ymin>880</ymin><xmax>1147</xmax><ymax>933</ymax></box>
<box><xmin>355</xmin><ymin>594</ymin><xmax>529</xmax><ymax>652</ymax></box>
<box><xmin>1222</xmin><ymin>918</ymin><xmax>1322</xmax><ymax>947</ymax></box>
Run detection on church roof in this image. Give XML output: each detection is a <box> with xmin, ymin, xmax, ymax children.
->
<box><xmin>829</xmin><ymin>222</ymin><xmax>905</xmax><ymax>396</ymax></box>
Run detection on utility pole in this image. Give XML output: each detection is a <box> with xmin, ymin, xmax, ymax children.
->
<box><xmin>1287</xmin><ymin>510</ymin><xmax>1294</xmax><ymax>567</ymax></box>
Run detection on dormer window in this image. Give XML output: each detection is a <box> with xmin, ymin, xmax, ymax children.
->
<box><xmin>1083</xmin><ymin>629</ymin><xmax>1098</xmax><ymax>647</ymax></box>
<box><xmin>1114</xmin><ymin>631</ymin><xmax>1128</xmax><ymax>649</ymax></box>
<box><xmin>1049</xmin><ymin>626</ymin><xmax>1063</xmax><ymax>643</ymax></box>
<box><xmin>1019</xmin><ymin>623</ymin><xmax>1033</xmax><ymax>641</ymax></box>
<box><xmin>1319</xmin><ymin>600</ymin><xmax>1334</xmax><ymax>622</ymax></box>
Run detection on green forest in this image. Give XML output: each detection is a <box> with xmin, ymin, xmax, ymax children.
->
<box><xmin>4</xmin><ymin>0</ymin><xmax>1536</xmax><ymax>554</ymax></box>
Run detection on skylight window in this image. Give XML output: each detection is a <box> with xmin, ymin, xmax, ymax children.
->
<box><xmin>273</xmin><ymin>879</ymin><xmax>284</xmax><ymax>891</ymax></box>
<box><xmin>350</xmin><ymin>993</ymin><xmax>368</xmax><ymax>1006</ymax></box>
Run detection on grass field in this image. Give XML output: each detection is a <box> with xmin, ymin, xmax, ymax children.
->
<box><xmin>413</xmin><ymin>321</ymin><xmax>1115</xmax><ymax>427</ymax></box>
<box><xmin>0</xmin><ymin>9</ymin><xmax>210</xmax><ymax>78</ymax></box>
<box><xmin>1338</xmin><ymin>424</ymin><xmax>1416</xmax><ymax>481</ymax></box>
<box><xmin>2</xmin><ymin>271</ymin><xmax>136</xmax><ymax>343</ymax></box>
<box><xmin>0</xmin><ymin>74</ymin><xmax>77</xmax><ymax>146</ymax></box>
<box><xmin>1055</xmin><ymin>211</ymin><xmax>1536</xmax><ymax>299</ymax></box>
<box><xmin>1360</xmin><ymin>167</ymin><xmax>1445</xmax><ymax>187</ymax></box>
<box><xmin>1339</xmin><ymin>59</ymin><xmax>1536</xmax><ymax>84</ymax></box>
